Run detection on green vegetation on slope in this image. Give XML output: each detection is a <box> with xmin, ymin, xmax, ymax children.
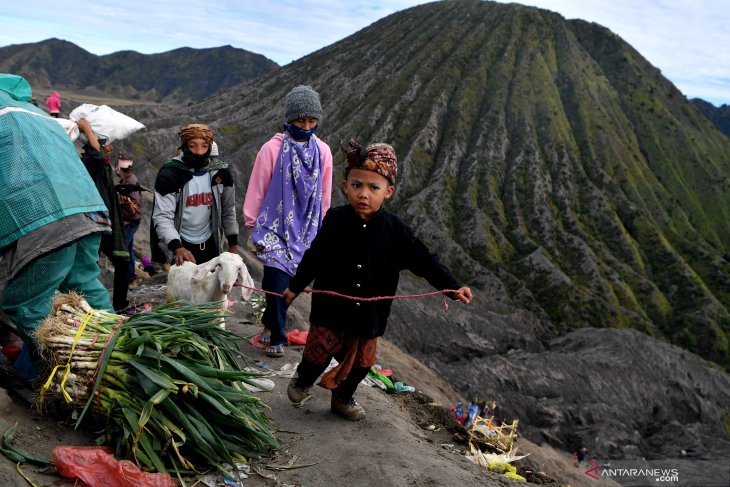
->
<box><xmin>310</xmin><ymin>1</ymin><xmax>730</xmax><ymax>366</ymax></box>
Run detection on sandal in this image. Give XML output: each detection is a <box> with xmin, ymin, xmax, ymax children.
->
<box><xmin>248</xmin><ymin>330</ymin><xmax>271</xmax><ymax>350</ymax></box>
<box><xmin>260</xmin><ymin>330</ymin><xmax>271</xmax><ymax>345</ymax></box>
<box><xmin>265</xmin><ymin>344</ymin><xmax>285</xmax><ymax>358</ymax></box>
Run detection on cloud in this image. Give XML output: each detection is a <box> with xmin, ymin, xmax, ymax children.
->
<box><xmin>496</xmin><ymin>0</ymin><xmax>730</xmax><ymax>104</ymax></box>
<box><xmin>0</xmin><ymin>0</ymin><xmax>431</xmax><ymax>63</ymax></box>
<box><xmin>1</xmin><ymin>0</ymin><xmax>728</xmax><ymax>104</ymax></box>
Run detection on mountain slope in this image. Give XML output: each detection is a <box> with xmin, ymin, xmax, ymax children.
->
<box><xmin>0</xmin><ymin>38</ymin><xmax>99</xmax><ymax>88</ymax></box>
<box><xmin>0</xmin><ymin>38</ymin><xmax>278</xmax><ymax>102</ymax></box>
<box><xmin>692</xmin><ymin>98</ymin><xmax>730</xmax><ymax>138</ymax></box>
<box><xmin>137</xmin><ymin>0</ymin><xmax>730</xmax><ymax>366</ymax></box>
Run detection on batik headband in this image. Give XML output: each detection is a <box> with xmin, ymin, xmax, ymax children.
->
<box><xmin>341</xmin><ymin>139</ymin><xmax>398</xmax><ymax>184</ymax></box>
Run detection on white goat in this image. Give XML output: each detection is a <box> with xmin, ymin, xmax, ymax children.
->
<box><xmin>166</xmin><ymin>252</ymin><xmax>254</xmax><ymax>328</ymax></box>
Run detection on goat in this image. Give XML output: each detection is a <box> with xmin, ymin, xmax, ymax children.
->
<box><xmin>166</xmin><ymin>252</ymin><xmax>254</xmax><ymax>328</ymax></box>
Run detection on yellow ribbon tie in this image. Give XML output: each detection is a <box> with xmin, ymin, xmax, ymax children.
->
<box><xmin>40</xmin><ymin>308</ymin><xmax>96</xmax><ymax>403</ymax></box>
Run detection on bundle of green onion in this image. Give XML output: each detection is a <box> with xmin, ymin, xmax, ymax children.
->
<box><xmin>34</xmin><ymin>293</ymin><xmax>279</xmax><ymax>474</ymax></box>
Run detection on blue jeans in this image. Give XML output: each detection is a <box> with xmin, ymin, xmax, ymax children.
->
<box><xmin>124</xmin><ymin>221</ymin><xmax>140</xmax><ymax>279</ymax></box>
<box><xmin>261</xmin><ymin>266</ymin><xmax>291</xmax><ymax>347</ymax></box>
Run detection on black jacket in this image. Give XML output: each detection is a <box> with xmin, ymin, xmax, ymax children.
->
<box><xmin>150</xmin><ymin>160</ymin><xmax>238</xmax><ymax>263</ymax></box>
<box><xmin>289</xmin><ymin>205</ymin><xmax>462</xmax><ymax>338</ymax></box>
<box><xmin>81</xmin><ymin>144</ymin><xmax>128</xmax><ymax>259</ymax></box>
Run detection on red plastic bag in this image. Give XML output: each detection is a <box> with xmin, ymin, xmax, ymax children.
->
<box><xmin>0</xmin><ymin>345</ymin><xmax>21</xmax><ymax>361</ymax></box>
<box><xmin>287</xmin><ymin>329</ymin><xmax>308</xmax><ymax>345</ymax></box>
<box><xmin>52</xmin><ymin>446</ymin><xmax>177</xmax><ymax>487</ymax></box>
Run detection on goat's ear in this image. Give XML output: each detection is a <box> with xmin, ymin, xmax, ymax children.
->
<box><xmin>192</xmin><ymin>256</ymin><xmax>220</xmax><ymax>282</ymax></box>
<box><xmin>239</xmin><ymin>264</ymin><xmax>255</xmax><ymax>301</ymax></box>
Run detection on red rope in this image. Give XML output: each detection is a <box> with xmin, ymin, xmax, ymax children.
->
<box><xmin>84</xmin><ymin>333</ymin><xmax>101</xmax><ymax>350</ymax></box>
<box><xmin>72</xmin><ymin>319</ymin><xmax>102</xmax><ymax>350</ymax></box>
<box><xmin>238</xmin><ymin>285</ymin><xmax>458</xmax><ymax>310</ymax></box>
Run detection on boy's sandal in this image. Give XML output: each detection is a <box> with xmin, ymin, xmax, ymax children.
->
<box><xmin>265</xmin><ymin>344</ymin><xmax>285</xmax><ymax>358</ymax></box>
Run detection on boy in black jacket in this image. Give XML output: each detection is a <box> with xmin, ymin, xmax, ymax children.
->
<box><xmin>283</xmin><ymin>139</ymin><xmax>472</xmax><ymax>421</ymax></box>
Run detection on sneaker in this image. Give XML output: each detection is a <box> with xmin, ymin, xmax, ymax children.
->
<box><xmin>287</xmin><ymin>377</ymin><xmax>311</xmax><ymax>404</ymax></box>
<box><xmin>331</xmin><ymin>394</ymin><xmax>366</xmax><ymax>421</ymax></box>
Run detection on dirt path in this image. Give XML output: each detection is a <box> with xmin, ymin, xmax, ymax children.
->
<box><xmin>226</xmin><ymin>317</ymin><xmax>502</xmax><ymax>487</ymax></box>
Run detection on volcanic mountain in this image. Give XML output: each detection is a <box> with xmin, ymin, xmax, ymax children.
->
<box><xmin>131</xmin><ymin>0</ymin><xmax>729</xmax><ymax>367</ymax></box>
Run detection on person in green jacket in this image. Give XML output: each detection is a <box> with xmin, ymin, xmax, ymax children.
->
<box><xmin>0</xmin><ymin>74</ymin><xmax>111</xmax><ymax>384</ymax></box>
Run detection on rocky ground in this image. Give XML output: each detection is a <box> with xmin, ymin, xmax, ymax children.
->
<box><xmin>0</xmin><ymin>261</ymin><xmax>625</xmax><ymax>487</ymax></box>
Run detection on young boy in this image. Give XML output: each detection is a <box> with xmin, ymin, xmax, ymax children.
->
<box><xmin>282</xmin><ymin>139</ymin><xmax>472</xmax><ymax>421</ymax></box>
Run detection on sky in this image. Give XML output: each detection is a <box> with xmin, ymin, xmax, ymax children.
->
<box><xmin>1</xmin><ymin>1</ymin><xmax>728</xmax><ymax>106</ymax></box>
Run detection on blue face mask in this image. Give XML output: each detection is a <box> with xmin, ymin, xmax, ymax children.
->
<box><xmin>284</xmin><ymin>123</ymin><xmax>318</xmax><ymax>140</ymax></box>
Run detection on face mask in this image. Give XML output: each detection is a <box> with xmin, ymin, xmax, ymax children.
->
<box><xmin>284</xmin><ymin>123</ymin><xmax>317</xmax><ymax>140</ymax></box>
<box><xmin>182</xmin><ymin>145</ymin><xmax>211</xmax><ymax>169</ymax></box>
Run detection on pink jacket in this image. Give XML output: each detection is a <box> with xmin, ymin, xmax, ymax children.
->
<box><xmin>45</xmin><ymin>91</ymin><xmax>61</xmax><ymax>113</ymax></box>
<box><xmin>243</xmin><ymin>133</ymin><xmax>333</xmax><ymax>228</ymax></box>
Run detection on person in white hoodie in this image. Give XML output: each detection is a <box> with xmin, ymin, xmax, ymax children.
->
<box><xmin>151</xmin><ymin>124</ymin><xmax>238</xmax><ymax>267</ymax></box>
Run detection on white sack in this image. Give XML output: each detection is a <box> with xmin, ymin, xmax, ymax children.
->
<box><xmin>52</xmin><ymin>118</ymin><xmax>80</xmax><ymax>142</ymax></box>
<box><xmin>69</xmin><ymin>103</ymin><xmax>145</xmax><ymax>143</ymax></box>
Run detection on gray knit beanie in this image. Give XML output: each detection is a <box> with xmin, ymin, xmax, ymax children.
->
<box><xmin>284</xmin><ymin>85</ymin><xmax>322</xmax><ymax>122</ymax></box>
